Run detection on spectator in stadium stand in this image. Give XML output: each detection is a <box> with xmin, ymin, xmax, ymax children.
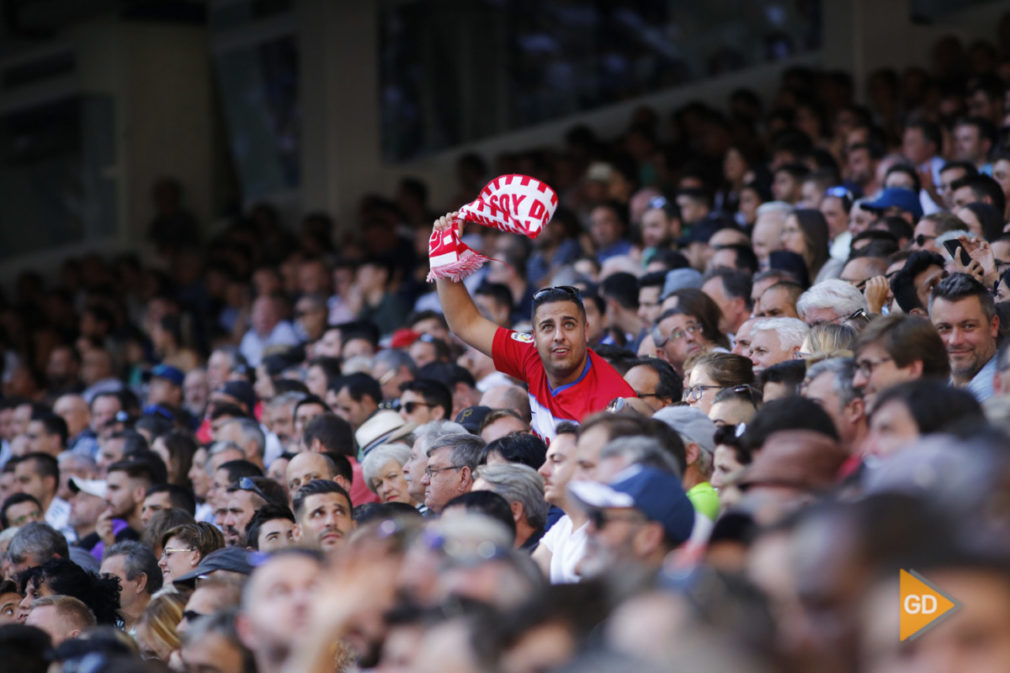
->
<box><xmin>433</xmin><ymin>213</ymin><xmax>634</xmax><ymax>441</ymax></box>
<box><xmin>929</xmin><ymin>272</ymin><xmax>1000</xmax><ymax>401</ymax></box>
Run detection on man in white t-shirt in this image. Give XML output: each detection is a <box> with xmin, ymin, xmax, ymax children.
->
<box><xmin>532</xmin><ymin>423</ymin><xmax>586</xmax><ymax>583</ymax></box>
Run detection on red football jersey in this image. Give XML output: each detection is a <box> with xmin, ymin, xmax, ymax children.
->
<box><xmin>491</xmin><ymin>327</ymin><xmax>635</xmax><ymax>442</ymax></box>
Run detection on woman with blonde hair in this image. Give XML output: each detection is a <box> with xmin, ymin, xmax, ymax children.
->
<box><xmin>801</xmin><ymin>323</ymin><xmax>857</xmax><ymax>361</ymax></box>
<box><xmin>135</xmin><ymin>592</ymin><xmax>186</xmax><ymax>662</ymax></box>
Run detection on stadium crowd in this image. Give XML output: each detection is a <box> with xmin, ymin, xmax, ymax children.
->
<box><xmin>6</xmin><ymin>26</ymin><xmax>1010</xmax><ymax>673</ymax></box>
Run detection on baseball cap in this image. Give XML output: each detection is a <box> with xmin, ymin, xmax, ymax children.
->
<box><xmin>454</xmin><ymin>406</ymin><xmax>494</xmax><ymax>435</ymax></box>
<box><xmin>173</xmin><ymin>547</ymin><xmax>254</xmax><ymax>587</ymax></box>
<box><xmin>568</xmin><ymin>465</ymin><xmax>695</xmax><ymax>546</ymax></box>
<box><xmin>68</xmin><ymin>477</ymin><xmax>107</xmax><ymax>499</ymax></box>
<box><xmin>862</xmin><ymin>187</ymin><xmax>923</xmax><ymax>220</ymax></box>
<box><xmin>652</xmin><ymin>406</ymin><xmax>717</xmax><ymax>455</ymax></box>
<box><xmin>661</xmin><ymin>268</ymin><xmax>704</xmax><ymax>298</ymax></box>
<box><xmin>150</xmin><ymin>364</ymin><xmax>184</xmax><ymax>387</ymax></box>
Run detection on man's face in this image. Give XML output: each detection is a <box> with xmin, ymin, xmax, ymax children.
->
<box><xmin>702</xmin><ymin>277</ymin><xmax>740</xmax><ymax>334</ymax></box>
<box><xmin>846</xmin><ymin>148</ymin><xmax>874</xmax><ymax>185</ymax></box>
<box><xmin>91</xmin><ymin>396</ymin><xmax>122</xmax><ymax>436</ymax></box>
<box><xmin>402</xmin><ymin>439</ymin><xmax>428</xmax><ymax>503</ymax></box>
<box><xmin>931</xmin><ymin>296</ymin><xmax>999</xmax><ymax>383</ymax></box>
<box><xmin>210</xmin><ymin>467</ymin><xmax>235</xmax><ymax>513</ymax></box>
<box><xmin>206</xmin><ymin>352</ymin><xmax>232</xmax><ymax>391</ymax></box>
<box><xmin>265</xmin><ymin>402</ymin><xmax>296</xmax><ymax>447</ymax></box>
<box><xmin>296</xmin><ymin>492</ymin><xmax>354</xmax><ymax>551</ymax></box>
<box><xmin>912</xmin><ymin>218</ymin><xmax>939</xmax><ymax>253</ymax></box>
<box><xmin>294</xmin><ymin>402</ymin><xmax>326</xmax><ymax>443</ymax></box>
<box><xmin>849</xmin><ymin>204</ymin><xmax>876</xmax><ymax>235</ymax></box>
<box><xmin>580</xmin><ymin>507</ymin><xmax>650</xmax><ymax>577</ymax></box>
<box><xmin>623</xmin><ymin>365</ymin><xmax>667</xmax><ymax>412</ymax></box>
<box><xmin>851</xmin><ymin>341</ymin><xmax>919</xmax><ymax>410</ymax></box>
<box><xmin>538</xmin><ymin>433</ymin><xmax>577</xmax><ymax>505</ymax></box>
<box><xmin>862</xmin><ymin>398</ymin><xmax>920</xmax><ymax>458</ymax></box>
<box><xmin>69</xmin><ymin>491</ymin><xmax>105</xmax><ymax>530</ymax></box>
<box><xmin>637</xmin><ymin>286</ymin><xmax>662</xmax><ymax>326</ymax></box>
<box><xmin>315</xmin><ymin>329</ymin><xmax>342</xmax><ymax>359</ymax></box>
<box><xmin>803</xmin><ymin>371</ymin><xmax>849</xmax><ymax>443</ymax></box>
<box><xmin>104</xmin><ymin>471</ymin><xmax>141</xmax><ymax>520</ymax></box>
<box><xmin>257</xmin><ymin>517</ymin><xmax>296</xmax><ymax>552</ymax></box>
<box><xmin>333</xmin><ymin>388</ymin><xmax>375</xmax><ymax>431</ymax></box>
<box><xmin>480</xmin><ymin>415</ymin><xmax>527</xmax><ymax>443</ymax></box>
<box><xmin>772</xmin><ymin>171</ymin><xmax>800</xmax><ymax>203</ymax></box>
<box><xmin>640</xmin><ymin>209</ymin><xmax>671</xmax><ymax>248</ymax></box>
<box><xmin>223</xmin><ymin>490</ymin><xmax>261</xmax><ymax>546</ymax></box>
<box><xmin>141</xmin><ymin>491</ymin><xmax>174</xmax><ymax>527</ymax></box>
<box><xmin>939</xmin><ymin>167</ymin><xmax>968</xmax><ymax>209</ymax></box>
<box><xmin>532</xmin><ymin>301</ymin><xmax>588</xmax><ymax>383</ymax></box>
<box><xmin>749</xmin><ymin>329</ymin><xmax>796</xmax><ymax>373</ymax></box>
<box><xmin>658</xmin><ymin>313</ymin><xmax>707</xmax><ymax>372</ymax></box>
<box><xmin>183</xmin><ymin>370</ymin><xmax>209</xmax><ymax>414</ymax></box>
<box><xmin>953</xmin><ymin>184</ymin><xmax>979</xmax><ymax>210</ymax></box>
<box><xmin>400</xmin><ymin>389</ymin><xmax>440</xmax><ymax>425</ymax></box>
<box><xmin>840</xmin><ymin>257</ymin><xmax>883</xmax><ymax>290</ymax></box>
<box><xmin>188</xmin><ymin>448</ymin><xmax>210</xmax><ymax>499</ymax></box>
<box><xmin>181</xmin><ymin>632</ymin><xmax>247</xmax><ymax>673</ymax></box>
<box><xmin>733</xmin><ymin>319</ymin><xmax>757</xmax><ymax>357</ymax></box>
<box><xmin>755</xmin><ymin>287</ymin><xmax>799</xmax><ymax>319</ymax></box>
<box><xmin>286</xmin><ymin>453</ymin><xmax>331</xmax><ymax>494</ymax></box>
<box><xmin>902</xmin><ymin>127</ymin><xmax>933</xmax><ymax>164</ymax></box>
<box><xmin>954</xmin><ymin>124</ymin><xmax>984</xmax><ymax>164</ymax></box>
<box><xmin>239</xmin><ymin>555</ymin><xmax>321</xmax><ymax>657</ymax></box>
<box><xmin>25</xmin><ymin>605</ymin><xmax>76</xmax><ymax>646</ymax></box>
<box><xmin>295</xmin><ymin>299</ymin><xmax>327</xmax><ymax>342</ymax></box>
<box><xmin>421</xmin><ymin>445</ymin><xmax>467</xmax><ymax>513</ymax></box>
<box><xmin>100</xmin><ymin>554</ymin><xmax>141</xmax><ymax>612</ymax></box>
<box><xmin>590</xmin><ymin>206</ymin><xmax>622</xmax><ymax>249</ymax></box>
<box><xmin>5</xmin><ymin>499</ymin><xmax>42</xmax><ymax>528</ymax></box>
<box><xmin>13</xmin><ymin>460</ymin><xmax>52</xmax><ymax>506</ymax></box>
<box><xmin>573</xmin><ymin>425</ymin><xmax>612</xmax><ymax>482</ymax></box>
<box><xmin>304</xmin><ymin>365</ymin><xmax>328</xmax><ymax>398</ymax></box>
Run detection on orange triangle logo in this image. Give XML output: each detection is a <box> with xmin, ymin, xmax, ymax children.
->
<box><xmin>899</xmin><ymin>569</ymin><xmax>961</xmax><ymax>641</ymax></box>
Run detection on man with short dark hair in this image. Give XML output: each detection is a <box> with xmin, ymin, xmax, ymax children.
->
<box><xmin>622</xmin><ymin>358</ymin><xmax>682</xmax><ymax>412</ymax></box>
<box><xmin>930</xmin><ymin>273</ymin><xmax>1000</xmax><ymax>401</ymax></box>
<box><xmin>292</xmin><ymin>480</ymin><xmax>355</xmax><ymax>552</ymax></box>
<box><xmin>398</xmin><ymin>379</ymin><xmax>451</xmax><ymax>426</ymax></box>
<box><xmin>12</xmin><ymin>453</ymin><xmax>72</xmax><ymax>540</ymax></box>
<box><xmin>245</xmin><ymin>504</ymin><xmax>296</xmax><ymax>552</ymax></box>
<box><xmin>100</xmin><ymin>540</ymin><xmax>162</xmax><ymax>631</ymax></box>
<box><xmin>701</xmin><ymin>269</ymin><xmax>752</xmax><ymax>338</ymax></box>
<box><xmin>852</xmin><ymin>315</ymin><xmax>950</xmax><ymax>409</ymax></box>
<box><xmin>952</xmin><ymin>116</ymin><xmax>996</xmax><ymax>173</ymax></box>
<box><xmin>332</xmin><ymin>373</ymin><xmax>381</xmax><ymax>431</ymax></box>
<box><xmin>434</xmin><ymin>213</ymin><xmax>634</xmax><ymax>441</ymax></box>
<box><xmin>101</xmin><ymin>453</ymin><xmax>166</xmax><ymax>539</ymax></box>
<box><xmin>181</xmin><ymin>608</ymin><xmax>255</xmax><ymax>673</ymax></box>
<box><xmin>25</xmin><ymin>412</ymin><xmax>67</xmax><ymax>457</ymax></box>
<box><xmin>53</xmin><ymin>394</ymin><xmax>97</xmax><ymax>459</ymax></box>
<box><xmin>140</xmin><ymin>483</ymin><xmax>196</xmax><ymax>526</ymax></box>
<box><xmin>890</xmin><ymin>251</ymin><xmax>947</xmax><ymax>316</ymax></box>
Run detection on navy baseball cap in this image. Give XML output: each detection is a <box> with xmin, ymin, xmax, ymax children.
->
<box><xmin>150</xmin><ymin>364</ymin><xmax>184</xmax><ymax>387</ymax></box>
<box><xmin>862</xmin><ymin>187</ymin><xmax>923</xmax><ymax>220</ymax></box>
<box><xmin>569</xmin><ymin>465</ymin><xmax>695</xmax><ymax>546</ymax></box>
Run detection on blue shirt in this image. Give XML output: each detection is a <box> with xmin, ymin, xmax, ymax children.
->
<box><xmin>964</xmin><ymin>355</ymin><xmax>997</xmax><ymax>402</ymax></box>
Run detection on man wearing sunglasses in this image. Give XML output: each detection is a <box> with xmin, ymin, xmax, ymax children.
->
<box><xmin>433</xmin><ymin>215</ymin><xmax>633</xmax><ymax>441</ymax></box>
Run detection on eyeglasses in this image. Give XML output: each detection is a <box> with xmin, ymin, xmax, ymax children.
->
<box><xmin>914</xmin><ymin>234</ymin><xmax>936</xmax><ymax>247</ymax></box>
<box><xmin>854</xmin><ymin>356</ymin><xmax>893</xmax><ymax>377</ymax></box>
<box><xmin>424</xmin><ymin>464</ymin><xmax>463</xmax><ymax>478</ymax></box>
<box><xmin>238</xmin><ymin>477</ymin><xmax>272</xmax><ymax>504</ymax></box>
<box><xmin>587</xmin><ymin>508</ymin><xmax>647</xmax><ymax>530</ymax></box>
<box><xmin>182</xmin><ymin>610</ymin><xmax>206</xmax><ymax>623</ymax></box>
<box><xmin>682</xmin><ymin>384</ymin><xmax>722</xmax><ymax>403</ymax></box>
<box><xmin>402</xmin><ymin>401</ymin><xmax>432</xmax><ymax>414</ymax></box>
<box><xmin>161</xmin><ymin>546</ymin><xmax>194</xmax><ymax>558</ymax></box>
<box><xmin>652</xmin><ymin>322</ymin><xmax>702</xmax><ymax>347</ymax></box>
<box><xmin>533</xmin><ymin>285</ymin><xmax>582</xmax><ymax>303</ymax></box>
<box><xmin>9</xmin><ymin>511</ymin><xmax>42</xmax><ymax>526</ymax></box>
<box><xmin>811</xmin><ymin>308</ymin><xmax>870</xmax><ymax>327</ymax></box>
<box><xmin>607</xmin><ymin>397</ymin><xmax>627</xmax><ymax>412</ymax></box>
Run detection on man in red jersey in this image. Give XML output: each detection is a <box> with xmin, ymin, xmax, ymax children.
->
<box><xmin>433</xmin><ymin>214</ymin><xmax>634</xmax><ymax>442</ymax></box>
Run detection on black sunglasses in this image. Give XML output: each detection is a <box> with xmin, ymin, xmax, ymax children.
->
<box><xmin>533</xmin><ymin>285</ymin><xmax>583</xmax><ymax>303</ymax></box>
<box><xmin>238</xmin><ymin>477</ymin><xmax>272</xmax><ymax>504</ymax></box>
<box><xmin>402</xmin><ymin>401</ymin><xmax>432</xmax><ymax>414</ymax></box>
